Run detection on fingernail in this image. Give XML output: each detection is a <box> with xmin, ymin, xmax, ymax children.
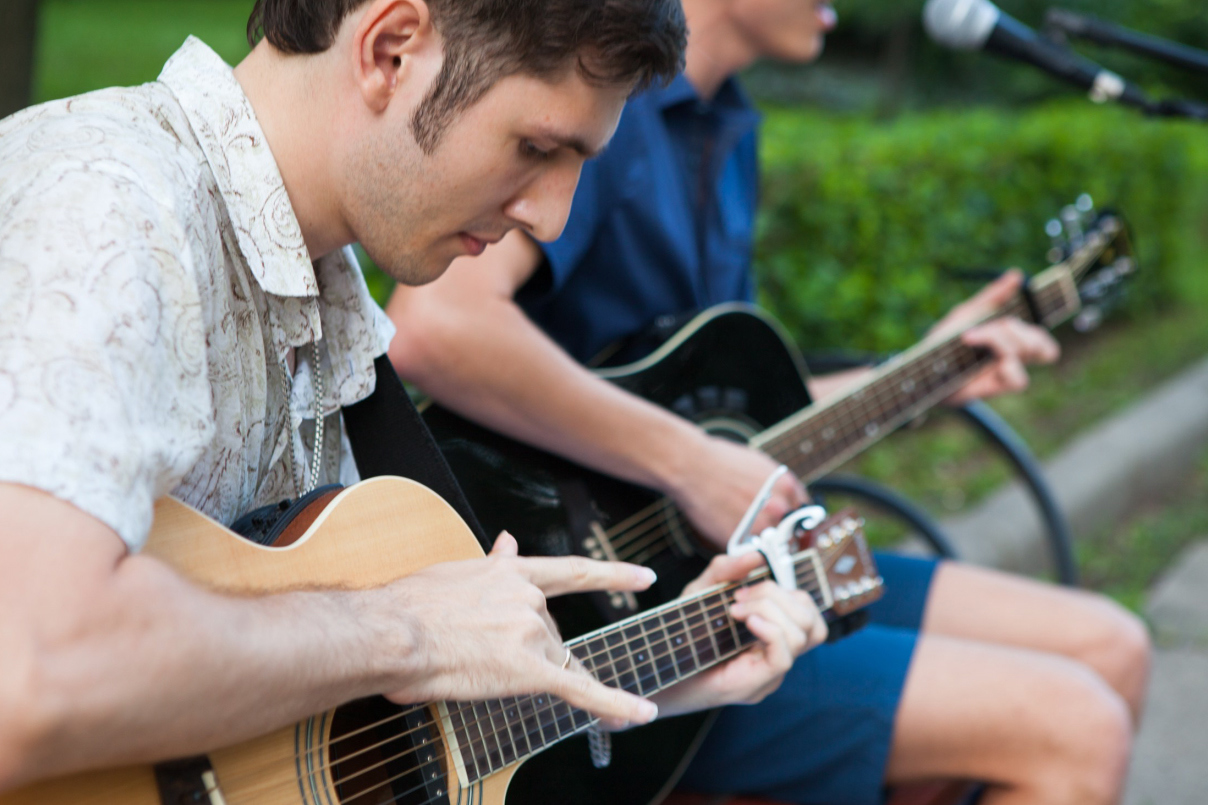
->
<box><xmin>640</xmin><ymin>568</ymin><xmax>657</xmax><ymax>585</ymax></box>
<box><xmin>642</xmin><ymin>702</ymin><xmax>658</xmax><ymax>723</ymax></box>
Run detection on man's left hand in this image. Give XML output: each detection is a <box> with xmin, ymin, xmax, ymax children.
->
<box><xmin>930</xmin><ymin>270</ymin><xmax>1061</xmax><ymax>405</ymax></box>
<box><xmin>647</xmin><ymin>553</ymin><xmax>826</xmax><ymax>719</ymax></box>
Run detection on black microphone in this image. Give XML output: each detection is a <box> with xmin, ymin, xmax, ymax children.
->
<box><xmin>923</xmin><ymin>0</ymin><xmax>1152</xmax><ymax>110</ymax></box>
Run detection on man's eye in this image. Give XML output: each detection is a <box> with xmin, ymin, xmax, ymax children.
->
<box><xmin>521</xmin><ymin>140</ymin><xmax>554</xmax><ymax>161</ymax></box>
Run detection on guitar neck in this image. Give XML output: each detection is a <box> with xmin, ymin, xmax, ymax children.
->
<box><xmin>438</xmin><ymin>548</ymin><xmax>829</xmax><ymax>785</ymax></box>
<box><xmin>752</xmin><ymin>226</ymin><xmax>1112</xmax><ymax>482</ymax></box>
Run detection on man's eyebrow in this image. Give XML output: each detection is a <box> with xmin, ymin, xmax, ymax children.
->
<box><xmin>537</xmin><ymin>127</ymin><xmax>603</xmax><ymax>158</ymax></box>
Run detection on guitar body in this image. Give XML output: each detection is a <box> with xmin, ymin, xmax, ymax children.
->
<box><xmin>2</xmin><ymin>476</ymin><xmax>780</xmax><ymax>805</ymax></box>
<box><xmin>424</xmin><ymin>303</ymin><xmax>813</xmax><ymax>637</ymax></box>
<box><xmin>2</xmin><ymin>478</ymin><xmax>514</xmax><ymax>805</ymax></box>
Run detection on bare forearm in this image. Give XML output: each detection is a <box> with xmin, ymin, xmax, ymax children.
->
<box><xmin>5</xmin><ymin>555</ymin><xmax>401</xmax><ymax>789</ymax></box>
<box><xmin>395</xmin><ymin>289</ymin><xmax>704</xmax><ymax>495</ymax></box>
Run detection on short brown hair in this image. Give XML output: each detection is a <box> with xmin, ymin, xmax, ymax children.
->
<box><xmin>248</xmin><ymin>0</ymin><xmax>686</xmax><ymax>151</ymax></box>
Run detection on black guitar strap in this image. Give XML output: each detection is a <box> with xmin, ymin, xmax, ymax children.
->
<box><xmin>343</xmin><ymin>355</ymin><xmax>489</xmax><ymax>550</ymax></box>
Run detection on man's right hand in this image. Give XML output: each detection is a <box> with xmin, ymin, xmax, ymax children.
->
<box><xmin>379</xmin><ymin>532</ymin><xmax>660</xmax><ymax>727</ymax></box>
<box><xmin>666</xmin><ymin>433</ymin><xmax>808</xmax><ymax>552</ymax></box>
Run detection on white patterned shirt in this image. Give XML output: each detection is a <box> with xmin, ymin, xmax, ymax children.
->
<box><xmin>0</xmin><ymin>38</ymin><xmax>395</xmax><ymax>551</ymax></box>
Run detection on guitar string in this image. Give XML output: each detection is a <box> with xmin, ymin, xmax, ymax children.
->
<box><xmin>219</xmin><ymin>583</ymin><xmax>764</xmax><ymax>804</ymax></box>
<box><xmin>606</xmin><ymin>296</ymin><xmax>1029</xmax><ymax>561</ymax></box>
<box><xmin>613</xmin><ymin>300</ymin><xmax>1029</xmax><ymax>566</ymax></box>
<box><xmin>606</xmin><ymin>234</ymin><xmax>1109</xmax><ymax>562</ymax></box>
<box><xmin>199</xmin><ymin>245</ymin><xmax>1109</xmax><ymax>801</ymax></box>
<box><xmin>314</xmin><ymin>246</ymin><xmax>1106</xmax><ymax>802</ymax></box>
<box><xmin>314</xmin><ymin>579</ymin><xmax>792</xmax><ymax>805</ymax></box>
<box><xmin>341</xmin><ymin>637</ymin><xmax>765</xmax><ymax>805</ymax></box>
<box><xmin>212</xmin><ymin>563</ymin><xmax>826</xmax><ymax>797</ymax></box>
<box><xmin>249</xmin><ymin>572</ymin><xmax>825</xmax><ymax>798</ymax></box>
<box><xmin>216</xmin><ymin>560</ymin><xmax>832</xmax><ymax>802</ymax></box>
<box><xmin>619</xmin><ymin>335</ymin><xmax>993</xmax><ymax>566</ymax></box>
<box><xmin>327</xmin><ymin>595</ymin><xmax>750</xmax><ymax>803</ymax></box>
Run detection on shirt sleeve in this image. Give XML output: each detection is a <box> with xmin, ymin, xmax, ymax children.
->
<box><xmin>0</xmin><ymin>164</ymin><xmax>215</xmax><ymax>552</ymax></box>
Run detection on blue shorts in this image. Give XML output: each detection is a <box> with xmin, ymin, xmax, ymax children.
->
<box><xmin>677</xmin><ymin>552</ymin><xmax>940</xmax><ymax>805</ymax></box>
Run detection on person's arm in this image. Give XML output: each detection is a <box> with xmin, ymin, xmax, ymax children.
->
<box><xmin>807</xmin><ymin>271</ymin><xmax>1061</xmax><ymax>405</ymax></box>
<box><xmin>388</xmin><ymin>232</ymin><xmax>809</xmax><ymax>548</ymax></box>
<box><xmin>0</xmin><ymin>484</ymin><xmax>659</xmax><ymax>792</ymax></box>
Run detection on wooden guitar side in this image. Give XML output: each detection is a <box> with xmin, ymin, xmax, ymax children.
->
<box><xmin>0</xmin><ymin>476</ymin><xmax>513</xmax><ymax>805</ymax></box>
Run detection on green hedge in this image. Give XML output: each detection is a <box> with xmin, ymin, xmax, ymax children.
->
<box><xmin>753</xmin><ymin>102</ymin><xmax>1208</xmax><ymax>352</ymax></box>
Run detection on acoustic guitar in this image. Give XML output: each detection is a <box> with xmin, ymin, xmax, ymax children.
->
<box><xmin>422</xmin><ymin>209</ymin><xmax>1134</xmax><ymax>635</ymax></box>
<box><xmin>1</xmin><ymin>477</ymin><xmax>881</xmax><ymax>805</ymax></box>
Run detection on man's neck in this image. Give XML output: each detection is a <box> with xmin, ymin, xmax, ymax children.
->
<box><xmin>233</xmin><ymin>43</ymin><xmax>352</xmax><ymax>262</ymax></box>
<box><xmin>681</xmin><ymin>0</ymin><xmax>758</xmax><ymax>101</ymax></box>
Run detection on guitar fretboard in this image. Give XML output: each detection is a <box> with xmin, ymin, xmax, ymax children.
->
<box><xmin>438</xmin><ymin>548</ymin><xmax>827</xmax><ymax>784</ymax></box>
<box><xmin>605</xmin><ymin>220</ymin><xmax>1119</xmax><ymax>567</ymax></box>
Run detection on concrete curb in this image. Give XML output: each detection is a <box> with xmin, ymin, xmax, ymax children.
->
<box><xmin>933</xmin><ymin>355</ymin><xmax>1208</xmax><ymax>573</ymax></box>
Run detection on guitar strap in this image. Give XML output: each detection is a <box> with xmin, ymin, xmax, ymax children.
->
<box><xmin>343</xmin><ymin>354</ymin><xmax>490</xmax><ymax>550</ymax></box>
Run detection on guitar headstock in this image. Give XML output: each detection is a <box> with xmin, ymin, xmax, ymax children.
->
<box><xmin>793</xmin><ymin>508</ymin><xmax>884</xmax><ymax>617</ymax></box>
<box><xmin>1029</xmin><ymin>194</ymin><xmax>1136</xmax><ymax>332</ymax></box>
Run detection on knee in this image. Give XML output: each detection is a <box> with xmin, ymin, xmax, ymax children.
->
<box><xmin>1083</xmin><ymin>597</ymin><xmax>1152</xmax><ymax>714</ymax></box>
<box><xmin>1037</xmin><ymin>667</ymin><xmax>1133</xmax><ymax>805</ymax></box>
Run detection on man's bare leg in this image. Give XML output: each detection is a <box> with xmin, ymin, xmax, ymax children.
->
<box><xmin>922</xmin><ymin>563</ymin><xmax>1151</xmax><ymax>722</ymax></box>
<box><xmin>886</xmin><ymin>635</ymin><xmax>1133</xmax><ymax>805</ymax></box>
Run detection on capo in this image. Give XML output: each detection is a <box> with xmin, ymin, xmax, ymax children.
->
<box><xmin>727</xmin><ymin>466</ymin><xmax>827</xmax><ymax>590</ymax></box>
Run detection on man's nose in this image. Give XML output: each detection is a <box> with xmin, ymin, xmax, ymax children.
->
<box><xmin>504</xmin><ymin>161</ymin><xmax>583</xmax><ymax>243</ymax></box>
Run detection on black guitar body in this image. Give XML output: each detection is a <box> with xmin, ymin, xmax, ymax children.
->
<box><xmin>422</xmin><ymin>304</ymin><xmax>812</xmax><ymax>805</ymax></box>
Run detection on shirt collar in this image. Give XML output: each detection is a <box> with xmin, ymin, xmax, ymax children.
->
<box><xmin>654</xmin><ymin>73</ymin><xmax>759</xmax><ymax>119</ymax></box>
<box><xmin>158</xmin><ymin>37</ymin><xmax>319</xmax><ymax>300</ymax></box>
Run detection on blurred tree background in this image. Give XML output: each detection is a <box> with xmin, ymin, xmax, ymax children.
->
<box><xmin>11</xmin><ymin>0</ymin><xmax>1208</xmax><ymax>585</ymax></box>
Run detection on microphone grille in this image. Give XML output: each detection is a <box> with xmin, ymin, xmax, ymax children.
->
<box><xmin>923</xmin><ymin>0</ymin><xmax>1000</xmax><ymax>50</ymax></box>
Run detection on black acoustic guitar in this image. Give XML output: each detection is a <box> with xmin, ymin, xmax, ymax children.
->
<box><xmin>423</xmin><ymin>210</ymin><xmax>1132</xmax><ymax>802</ymax></box>
<box><xmin>425</xmin><ymin>210</ymin><xmax>1131</xmax><ymax>629</ymax></box>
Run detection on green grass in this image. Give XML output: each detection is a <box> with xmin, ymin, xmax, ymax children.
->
<box><xmin>841</xmin><ymin>299</ymin><xmax>1208</xmax><ymax>529</ymax></box>
<box><xmin>33</xmin><ymin>0</ymin><xmax>253</xmax><ymax>103</ymax></box>
<box><xmin>1077</xmin><ymin>449</ymin><xmax>1208</xmax><ymax>614</ymax></box>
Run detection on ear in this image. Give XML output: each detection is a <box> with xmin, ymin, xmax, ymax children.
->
<box><xmin>351</xmin><ymin>0</ymin><xmax>433</xmax><ymax>113</ymax></box>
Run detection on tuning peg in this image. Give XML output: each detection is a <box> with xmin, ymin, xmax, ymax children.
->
<box><xmin>1060</xmin><ymin>205</ymin><xmax>1085</xmax><ymax>246</ymax></box>
<box><xmin>1073</xmin><ymin>306</ymin><xmax>1103</xmax><ymax>332</ymax></box>
<box><xmin>1076</xmin><ymin>193</ymin><xmax>1095</xmax><ymax>214</ymax></box>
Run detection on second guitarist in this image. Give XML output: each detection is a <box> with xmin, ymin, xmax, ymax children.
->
<box><xmin>385</xmin><ymin>0</ymin><xmax>1152</xmax><ymax>802</ymax></box>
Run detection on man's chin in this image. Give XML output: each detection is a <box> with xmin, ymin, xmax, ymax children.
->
<box><xmin>363</xmin><ymin>249</ymin><xmax>450</xmax><ymax>288</ymax></box>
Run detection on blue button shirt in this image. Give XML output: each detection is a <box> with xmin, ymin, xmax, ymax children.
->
<box><xmin>517</xmin><ymin>75</ymin><xmax>761</xmax><ymax>364</ymax></box>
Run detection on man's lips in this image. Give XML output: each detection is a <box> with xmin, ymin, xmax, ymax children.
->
<box><xmin>459</xmin><ymin>232</ymin><xmax>498</xmax><ymax>257</ymax></box>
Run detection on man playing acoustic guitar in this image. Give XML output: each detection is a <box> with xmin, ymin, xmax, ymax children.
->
<box><xmin>0</xmin><ymin>0</ymin><xmax>831</xmax><ymax>794</ymax></box>
<box><xmin>386</xmin><ymin>0</ymin><xmax>1152</xmax><ymax>803</ymax></box>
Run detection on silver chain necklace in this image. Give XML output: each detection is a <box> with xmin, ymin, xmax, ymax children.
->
<box><xmin>283</xmin><ymin>341</ymin><xmax>326</xmax><ymax>497</ymax></box>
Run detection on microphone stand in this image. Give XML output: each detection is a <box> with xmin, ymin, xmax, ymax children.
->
<box><xmin>1044</xmin><ymin>9</ymin><xmax>1208</xmax><ymax>77</ymax></box>
<box><xmin>1043</xmin><ymin>8</ymin><xmax>1208</xmax><ymax>122</ymax></box>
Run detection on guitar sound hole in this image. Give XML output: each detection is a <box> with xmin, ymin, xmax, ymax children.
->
<box><xmin>329</xmin><ymin>698</ymin><xmax>449</xmax><ymax>805</ymax></box>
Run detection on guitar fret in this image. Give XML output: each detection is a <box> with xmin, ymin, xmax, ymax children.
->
<box><xmin>486</xmin><ymin>699</ymin><xmax>517</xmax><ymax>766</ymax></box>
<box><xmin>532</xmin><ymin>693</ymin><xmax>559</xmax><ymax>748</ymax></box>
<box><xmin>581</xmin><ymin>636</ymin><xmax>615</xmax><ymax>686</ymax></box>
<box><xmin>648</xmin><ymin>612</ymin><xmax>678</xmax><ymax>686</ymax></box>
<box><xmin>624</xmin><ymin>622</ymin><xmax>659</xmax><ymax>696</ymax></box>
<box><xmin>661</xmin><ymin>609</ymin><xmax>691</xmax><ymax>683</ymax></box>
<box><xmin>500</xmin><ymin>696</ymin><xmax>533</xmax><ymax>760</ymax></box>
<box><xmin>606</xmin><ymin>629</ymin><xmax>638</xmax><ymax>693</ymax></box>
<box><xmin>471</xmin><ymin>701</ymin><xmax>502</xmax><ymax>774</ymax></box>
<box><xmin>516</xmin><ymin>694</ymin><xmax>541</xmax><ymax>758</ymax></box>
<box><xmin>461</xmin><ymin>701</ymin><xmax>490</xmax><ymax>781</ymax></box>
<box><xmin>672</xmin><ymin>600</ymin><xmax>701</xmax><ymax>675</ymax></box>
<box><xmin>551</xmin><ymin>698</ymin><xmax>576</xmax><ymax>739</ymax></box>
<box><xmin>446</xmin><ymin>702</ymin><xmax>481</xmax><ymax>783</ymax></box>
